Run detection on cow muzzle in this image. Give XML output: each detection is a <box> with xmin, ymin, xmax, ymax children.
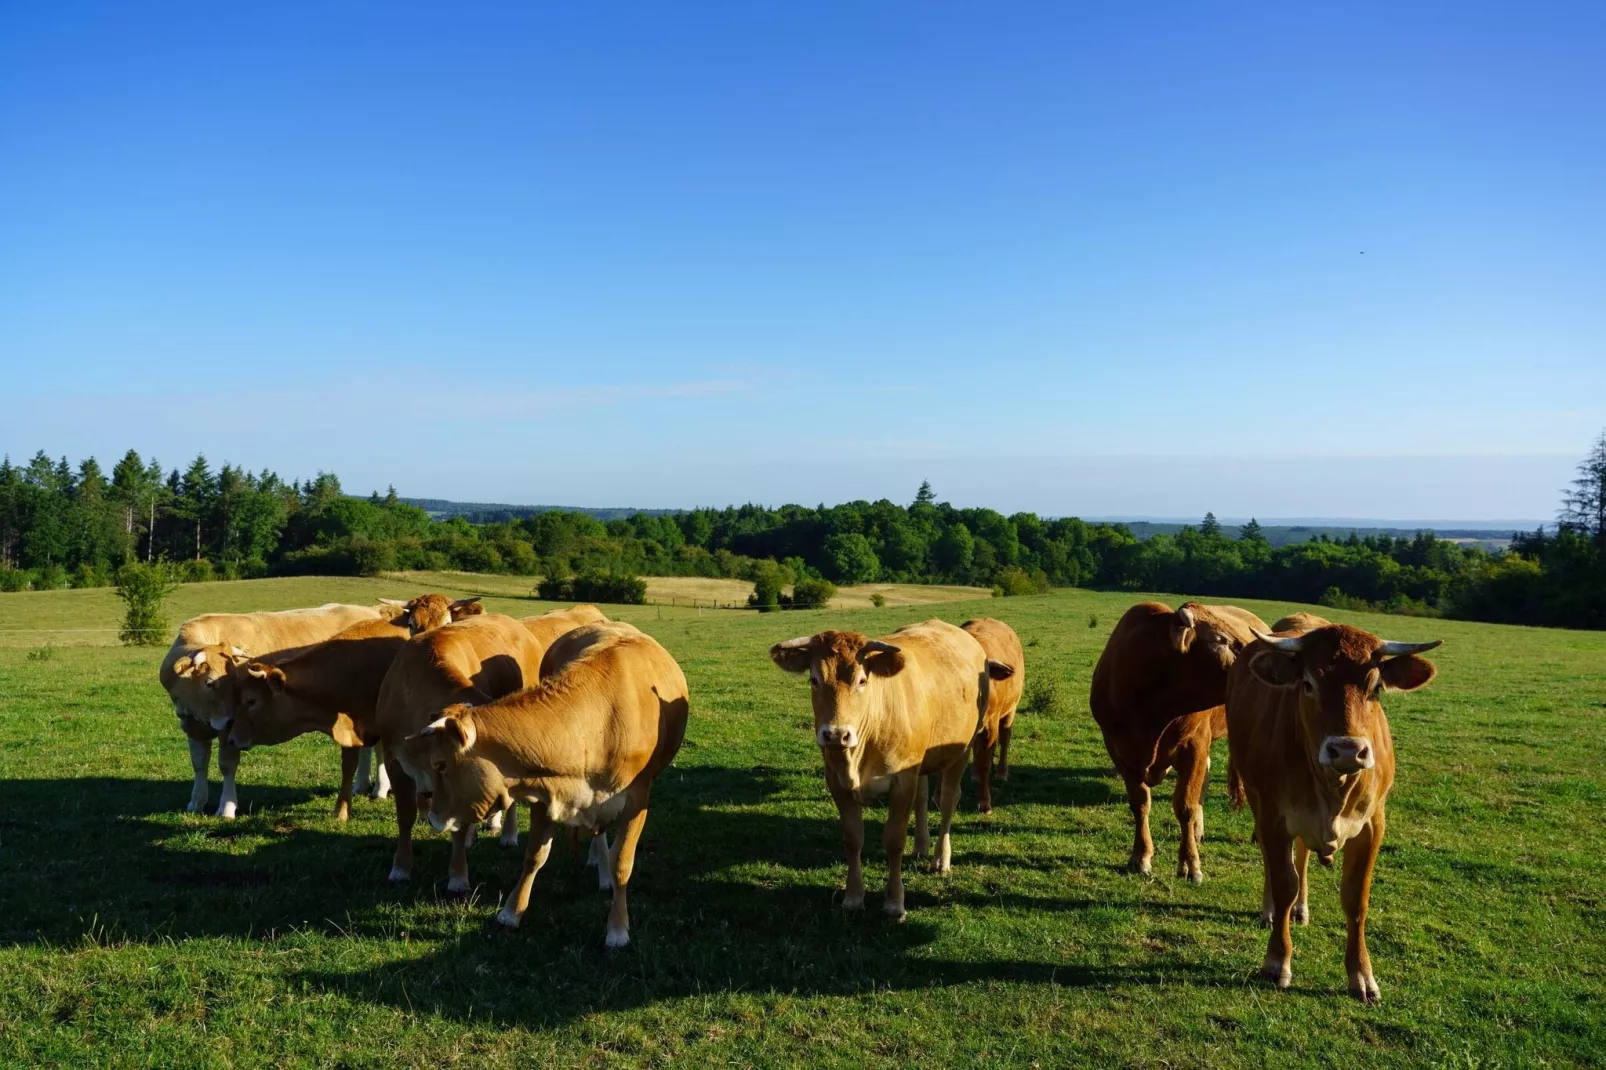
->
<box><xmin>1319</xmin><ymin>736</ymin><xmax>1375</xmax><ymax>774</ymax></box>
<box><xmin>817</xmin><ymin>724</ymin><xmax>859</xmax><ymax>750</ymax></box>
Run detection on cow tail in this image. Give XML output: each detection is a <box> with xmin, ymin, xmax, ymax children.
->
<box><xmin>1226</xmin><ymin>757</ymin><xmax>1246</xmax><ymax>812</ymax></box>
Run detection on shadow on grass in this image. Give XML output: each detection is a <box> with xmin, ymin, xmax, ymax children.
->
<box><xmin>959</xmin><ymin>763</ymin><xmax>1125</xmax><ymax>809</ymax></box>
<box><xmin>0</xmin><ymin>764</ymin><xmax>1246</xmax><ymax>1028</ymax></box>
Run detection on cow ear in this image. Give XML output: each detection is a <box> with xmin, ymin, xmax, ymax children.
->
<box><xmin>451</xmin><ymin>596</ymin><xmax>483</xmax><ymax>611</ymax></box>
<box><xmin>1248</xmin><ymin>649</ymin><xmax>1301</xmax><ymax>689</ymax></box>
<box><xmin>861</xmin><ymin>646</ymin><xmax>905</xmax><ymax>677</ymax></box>
<box><xmin>1171</xmin><ymin>605</ymin><xmax>1197</xmax><ymax>654</ymax></box>
<box><xmin>265</xmin><ymin>667</ymin><xmax>287</xmax><ymax>693</ymax></box>
<box><xmin>769</xmin><ymin>637</ymin><xmax>815</xmax><ymax>674</ymax></box>
<box><xmin>985</xmin><ymin>659</ymin><xmax>1015</xmax><ymax>681</ymax></box>
<box><xmin>172</xmin><ymin>655</ymin><xmax>195</xmax><ymax>676</ymax></box>
<box><xmin>1381</xmin><ymin>654</ymin><xmax>1436</xmax><ymax>692</ymax></box>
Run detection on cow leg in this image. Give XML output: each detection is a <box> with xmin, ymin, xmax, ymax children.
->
<box><xmin>336</xmin><ymin>746</ymin><xmax>360</xmax><ymax>822</ymax></box>
<box><xmin>446</xmin><ymin>826</ymin><xmax>472</xmax><ymax>896</ymax></box>
<box><xmin>1293</xmin><ymin>839</ymin><xmax>1311</xmax><ymax>924</ymax></box>
<box><xmin>496</xmin><ymin>806</ymin><xmax>554</xmax><ymax>930</ymax></box>
<box><xmin>1171</xmin><ymin>742</ymin><xmax>1209</xmax><ymax>884</ymax></box>
<box><xmin>995</xmin><ymin>711</ymin><xmax>1015</xmax><ymax>782</ymax></box>
<box><xmin>1124</xmin><ymin>773</ymin><xmax>1154</xmax><ymax>876</ymax></box>
<box><xmin>1258</xmin><ymin>825</ymin><xmax>1298</xmax><ymax>989</ymax></box>
<box><xmin>185</xmin><ymin>737</ymin><xmax>212</xmax><ymax>814</ymax></box>
<box><xmin>932</xmin><ymin>759</ymin><xmax>964</xmax><ymax>875</ymax></box>
<box><xmin>354</xmin><ymin>747</ymin><xmax>373</xmax><ymax>797</ymax></box>
<box><xmin>828</xmin><ymin>782</ymin><xmax>866</xmax><ymax>911</ymax></box>
<box><xmin>913</xmin><ymin>774</ymin><xmax>931</xmax><ymax>859</ymax></box>
<box><xmin>972</xmin><ymin>722</ymin><xmax>998</xmax><ymax>814</ymax></box>
<box><xmin>881</xmin><ymin>771</ymin><xmax>919</xmax><ymax>921</ymax></box>
<box><xmin>386</xmin><ymin>758</ymin><xmax>416</xmax><ymax>882</ymax></box>
<box><xmin>499</xmin><ymin>800</ymin><xmax>519</xmax><ymax>847</ymax></box>
<box><xmin>215</xmin><ymin>741</ymin><xmax>240</xmax><ymax>819</ymax></box>
<box><xmin>1342</xmin><ymin>812</ymin><xmax>1385</xmax><ymax>1003</ymax></box>
<box><xmin>605</xmin><ymin>794</ymin><xmax>651</xmax><ymax>948</ymax></box>
<box><xmin>370</xmin><ymin>749</ymin><xmax>391</xmax><ymax>800</ymax></box>
<box><xmin>590</xmin><ymin>830</ymin><xmax>614</xmax><ymax>892</ymax></box>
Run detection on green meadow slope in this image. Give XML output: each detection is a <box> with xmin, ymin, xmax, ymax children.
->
<box><xmin>0</xmin><ymin>579</ymin><xmax>1602</xmax><ymax>1067</ymax></box>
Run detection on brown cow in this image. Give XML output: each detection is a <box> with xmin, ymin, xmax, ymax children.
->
<box><xmin>960</xmin><ymin>617</ymin><xmax>1025</xmax><ymax>813</ymax></box>
<box><xmin>162</xmin><ymin>602</ymin><xmax>389</xmax><ymax>817</ymax></box>
<box><xmin>1089</xmin><ymin>601</ymin><xmax>1269</xmax><ymax>882</ymax></box>
<box><xmin>402</xmin><ymin>623</ymin><xmax>690</xmax><ymax>947</ymax></box>
<box><xmin>376</xmin><ymin>613</ymin><xmax>546</xmax><ymax>891</ymax></box>
<box><xmin>224</xmin><ymin>616</ymin><xmax>413</xmax><ymax>820</ymax></box>
<box><xmin>380</xmin><ymin>594</ymin><xmax>484</xmax><ymax>635</ymax></box>
<box><xmin>770</xmin><ymin>620</ymin><xmax>1014</xmax><ymax>919</ymax></box>
<box><xmin>1226</xmin><ymin>618</ymin><xmax>1440</xmax><ymax>1002</ymax></box>
<box><xmin>521</xmin><ymin>604</ymin><xmax>608</xmax><ymax>653</ymax></box>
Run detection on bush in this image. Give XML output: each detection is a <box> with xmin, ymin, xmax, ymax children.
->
<box><xmin>1088</xmin><ymin>614</ymin><xmax>1099</xmax><ymax>629</ymax></box>
<box><xmin>748</xmin><ymin>567</ymin><xmax>785</xmax><ymax>613</ymax></box>
<box><xmin>72</xmin><ymin>563</ymin><xmax>113</xmax><ymax>589</ymax></box>
<box><xmin>1021</xmin><ymin>675</ymin><xmax>1069</xmax><ymax>719</ymax></box>
<box><xmin>1319</xmin><ymin>586</ymin><xmax>1372</xmax><ymax>612</ymax></box>
<box><xmin>25</xmin><ymin>644</ymin><xmax>55</xmax><ymax>662</ymax></box>
<box><xmin>181</xmin><ymin>559</ymin><xmax>216</xmax><ymax>584</ymax></box>
<box><xmin>870</xmin><ymin>593</ymin><xmax>886</xmax><ymax>608</ymax></box>
<box><xmin>0</xmin><ymin>569</ymin><xmax>29</xmax><ymax>592</ymax></box>
<box><xmin>540</xmin><ymin>570</ymin><xmax>647</xmax><ymax>605</ymax></box>
<box><xmin>116</xmin><ymin>563</ymin><xmax>177</xmax><ymax>646</ymax></box>
<box><xmin>992</xmin><ymin>566</ymin><xmax>1051</xmax><ymax>597</ymax></box>
<box><xmin>33</xmin><ymin>564</ymin><xmax>68</xmax><ymax>591</ymax></box>
<box><xmin>350</xmin><ymin>538</ymin><xmax>397</xmax><ymax>578</ymax></box>
<box><xmin>788</xmin><ymin>577</ymin><xmax>837</xmax><ymax>609</ymax></box>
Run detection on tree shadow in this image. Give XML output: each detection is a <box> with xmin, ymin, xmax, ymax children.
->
<box><xmin>965</xmin><ymin>764</ymin><xmax>1124</xmax><ymax>808</ymax></box>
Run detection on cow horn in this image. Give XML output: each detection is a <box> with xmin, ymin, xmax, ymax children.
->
<box><xmin>1176</xmin><ymin>606</ymin><xmax>1196</xmax><ymax>628</ymax></box>
<box><xmin>861</xmin><ymin>640</ymin><xmax>902</xmax><ymax>655</ymax></box>
<box><xmin>1379</xmin><ymin>639</ymin><xmax>1442</xmax><ymax>657</ymax></box>
<box><xmin>378</xmin><ymin>598</ymin><xmax>407</xmax><ymax>606</ymax></box>
<box><xmin>1252</xmin><ymin>629</ymin><xmax>1304</xmax><ymax>652</ymax></box>
<box><xmin>453</xmin><ymin>596</ymin><xmax>483</xmax><ymax>606</ymax></box>
<box><xmin>774</xmin><ymin>636</ymin><xmax>814</xmax><ymax>650</ymax></box>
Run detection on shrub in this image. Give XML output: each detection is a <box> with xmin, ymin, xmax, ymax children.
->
<box><xmin>25</xmin><ymin>644</ymin><xmax>55</xmax><ymax>662</ymax></box>
<box><xmin>788</xmin><ymin>577</ymin><xmax>837</xmax><ymax>609</ymax></box>
<box><xmin>540</xmin><ymin>570</ymin><xmax>647</xmax><ymax>605</ymax></box>
<box><xmin>992</xmin><ymin>566</ymin><xmax>1051</xmax><ymax>598</ymax></box>
<box><xmin>1319</xmin><ymin>586</ymin><xmax>1372</xmax><ymax>612</ymax></box>
<box><xmin>181</xmin><ymin>559</ymin><xmax>216</xmax><ymax>584</ymax></box>
<box><xmin>748</xmin><ymin>568</ymin><xmax>784</xmax><ymax>613</ymax></box>
<box><xmin>72</xmin><ymin>563</ymin><xmax>113</xmax><ymax>589</ymax></box>
<box><xmin>870</xmin><ymin>592</ymin><xmax>886</xmax><ymax>608</ymax></box>
<box><xmin>1087</xmin><ymin>614</ymin><xmax>1098</xmax><ymax>629</ymax></box>
<box><xmin>33</xmin><ymin>564</ymin><xmax>68</xmax><ymax>591</ymax></box>
<box><xmin>1021</xmin><ymin>675</ymin><xmax>1069</xmax><ymax>719</ymax></box>
<box><xmin>0</xmin><ymin>569</ymin><xmax>29</xmax><ymax>592</ymax></box>
<box><xmin>116</xmin><ymin>563</ymin><xmax>177</xmax><ymax>646</ymax></box>
<box><xmin>350</xmin><ymin>538</ymin><xmax>397</xmax><ymax>578</ymax></box>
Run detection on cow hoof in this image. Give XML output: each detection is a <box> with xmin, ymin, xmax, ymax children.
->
<box><xmin>494</xmin><ymin>907</ymin><xmax>521</xmax><ymax>930</ymax></box>
<box><xmin>842</xmin><ymin>892</ymin><xmax>865</xmax><ymax>912</ymax></box>
<box><xmin>883</xmin><ymin>904</ymin><xmax>908</xmax><ymax>924</ymax></box>
<box><xmin>597</xmin><ymin>869</ymin><xmax>614</xmax><ymax>894</ymax></box>
<box><xmin>994</xmin><ymin>768</ymin><xmax>1010</xmax><ymax>783</ymax></box>
<box><xmin>977</xmin><ymin>801</ymin><xmax>993</xmax><ymax>815</ymax></box>
<box><xmin>334</xmin><ymin>803</ymin><xmax>351</xmax><ymax>823</ymax></box>
<box><xmin>1293</xmin><ymin>904</ymin><xmax>1310</xmax><ymax>925</ymax></box>
<box><xmin>500</xmin><ymin>830</ymin><xmax>519</xmax><ymax>849</ymax></box>
<box><xmin>445</xmin><ymin>877</ymin><xmax>471</xmax><ymax>899</ymax></box>
<box><xmin>605</xmin><ymin>925</ymin><xmax>630</xmax><ymax>949</ymax></box>
<box><xmin>370</xmin><ymin>787</ymin><xmax>390</xmax><ymax>801</ymax></box>
<box><xmin>1258</xmin><ymin>963</ymin><xmax>1292</xmax><ymax>989</ymax></box>
<box><xmin>932</xmin><ymin>858</ymin><xmax>952</xmax><ymax>876</ymax></box>
<box><xmin>387</xmin><ymin>865</ymin><xmax>410</xmax><ymax>883</ymax></box>
<box><xmin>185</xmin><ymin>799</ymin><xmax>206</xmax><ymax>814</ymax></box>
<box><xmin>1129</xmin><ymin>858</ymin><xmax>1153</xmax><ymax>877</ymax></box>
<box><xmin>1348</xmin><ymin>976</ymin><xmax>1381</xmax><ymax>1004</ymax></box>
<box><xmin>216</xmin><ymin>802</ymin><xmax>237</xmax><ymax>820</ymax></box>
<box><xmin>1259</xmin><ymin>910</ymin><xmax>1274</xmax><ymax>929</ymax></box>
<box><xmin>1177</xmin><ymin>864</ymin><xmax>1203</xmax><ymax>885</ymax></box>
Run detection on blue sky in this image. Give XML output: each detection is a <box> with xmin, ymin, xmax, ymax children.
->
<box><xmin>2</xmin><ymin>2</ymin><xmax>1602</xmax><ymax>521</ymax></box>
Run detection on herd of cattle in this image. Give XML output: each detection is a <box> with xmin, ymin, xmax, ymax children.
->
<box><xmin>160</xmin><ymin>593</ymin><xmax>1440</xmax><ymax>1000</ymax></box>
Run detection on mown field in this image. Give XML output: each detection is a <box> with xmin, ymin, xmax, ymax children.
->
<box><xmin>1</xmin><ymin>579</ymin><xmax>1602</xmax><ymax>1067</ymax></box>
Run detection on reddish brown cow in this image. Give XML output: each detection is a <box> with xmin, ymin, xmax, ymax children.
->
<box><xmin>1226</xmin><ymin>617</ymin><xmax>1440</xmax><ymax>1002</ymax></box>
<box><xmin>960</xmin><ymin>617</ymin><xmax>1025</xmax><ymax>813</ymax></box>
<box><xmin>1089</xmin><ymin>601</ymin><xmax>1268</xmax><ymax>882</ymax></box>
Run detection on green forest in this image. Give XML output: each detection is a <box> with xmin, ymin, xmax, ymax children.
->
<box><xmin>2</xmin><ymin>436</ymin><xmax>1603</xmax><ymax>630</ymax></box>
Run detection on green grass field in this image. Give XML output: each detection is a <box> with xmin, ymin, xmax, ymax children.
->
<box><xmin>1</xmin><ymin>579</ymin><xmax>1602</xmax><ymax>1067</ymax></box>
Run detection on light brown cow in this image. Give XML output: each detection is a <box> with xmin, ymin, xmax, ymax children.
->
<box><xmin>224</xmin><ymin>616</ymin><xmax>414</xmax><ymax>821</ymax></box>
<box><xmin>162</xmin><ymin>602</ymin><xmax>388</xmax><ymax>817</ymax></box>
<box><xmin>960</xmin><ymin>617</ymin><xmax>1025</xmax><ymax>813</ymax></box>
<box><xmin>521</xmin><ymin>604</ymin><xmax>608</xmax><ymax>654</ymax></box>
<box><xmin>376</xmin><ymin>613</ymin><xmax>546</xmax><ymax>891</ymax></box>
<box><xmin>402</xmin><ymin>623</ymin><xmax>690</xmax><ymax>947</ymax></box>
<box><xmin>381</xmin><ymin>594</ymin><xmax>484</xmax><ymax>635</ymax></box>
<box><xmin>770</xmin><ymin>620</ymin><xmax>1015</xmax><ymax>919</ymax></box>
<box><xmin>1089</xmin><ymin>601</ymin><xmax>1269</xmax><ymax>882</ymax></box>
<box><xmin>1226</xmin><ymin>617</ymin><xmax>1440</xmax><ymax>1002</ymax></box>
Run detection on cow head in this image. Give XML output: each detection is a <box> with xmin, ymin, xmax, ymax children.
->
<box><xmin>770</xmin><ymin>631</ymin><xmax>907</xmax><ymax>751</ymax></box>
<box><xmin>1171</xmin><ymin>603</ymin><xmax>1256</xmax><ymax>671</ymax></box>
<box><xmin>402</xmin><ymin>706</ymin><xmax>510</xmax><ymax>833</ymax></box>
<box><xmin>1247</xmin><ymin>624</ymin><xmax>1439</xmax><ymax>775</ymax></box>
<box><xmin>225</xmin><ymin>661</ymin><xmax>365</xmax><ymax>749</ymax></box>
<box><xmin>168</xmin><ymin>645</ymin><xmax>248</xmax><ymax>727</ymax></box>
<box><xmin>380</xmin><ymin>594</ymin><xmax>483</xmax><ymax>636</ymax></box>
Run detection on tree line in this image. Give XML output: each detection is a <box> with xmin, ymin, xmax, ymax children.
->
<box><xmin>2</xmin><ymin>436</ymin><xmax>1603</xmax><ymax>630</ymax></box>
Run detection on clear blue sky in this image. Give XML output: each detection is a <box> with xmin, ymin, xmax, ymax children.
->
<box><xmin>3</xmin><ymin>2</ymin><xmax>1602</xmax><ymax>521</ymax></box>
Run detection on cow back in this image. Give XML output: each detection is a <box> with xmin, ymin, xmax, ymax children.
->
<box><xmin>961</xmin><ymin>617</ymin><xmax>1025</xmax><ymax>727</ymax></box>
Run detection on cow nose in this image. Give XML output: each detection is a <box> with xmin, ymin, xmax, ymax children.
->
<box><xmin>1320</xmin><ymin>736</ymin><xmax>1374</xmax><ymax>773</ymax></box>
<box><xmin>817</xmin><ymin>724</ymin><xmax>859</xmax><ymax>749</ymax></box>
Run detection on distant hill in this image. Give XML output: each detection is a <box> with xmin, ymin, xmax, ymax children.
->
<box><xmin>400</xmin><ymin>498</ymin><xmax>680</xmax><ymax>524</ymax></box>
<box><xmin>1113</xmin><ymin>520</ymin><xmax>1532</xmax><ymax>550</ymax></box>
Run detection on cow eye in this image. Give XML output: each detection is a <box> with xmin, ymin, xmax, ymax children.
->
<box><xmin>1301</xmin><ymin>678</ymin><xmax>1316</xmax><ymax>695</ymax></box>
<box><xmin>433</xmin><ymin>760</ymin><xmax>447</xmax><ymax>774</ymax></box>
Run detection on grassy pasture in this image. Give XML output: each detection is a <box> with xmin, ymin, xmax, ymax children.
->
<box><xmin>0</xmin><ymin>579</ymin><xmax>1602</xmax><ymax>1066</ymax></box>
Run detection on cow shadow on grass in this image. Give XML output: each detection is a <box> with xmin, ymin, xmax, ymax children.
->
<box><xmin>961</xmin><ymin>763</ymin><xmax>1124</xmax><ymax>809</ymax></box>
<box><xmin>0</xmin><ymin>763</ymin><xmax>1248</xmax><ymax>1023</ymax></box>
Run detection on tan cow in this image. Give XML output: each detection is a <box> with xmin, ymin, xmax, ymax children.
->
<box><xmin>163</xmin><ymin>602</ymin><xmax>388</xmax><ymax>817</ymax></box>
<box><xmin>1226</xmin><ymin>617</ymin><xmax>1440</xmax><ymax>1002</ymax></box>
<box><xmin>381</xmin><ymin>594</ymin><xmax>484</xmax><ymax>635</ymax></box>
<box><xmin>960</xmin><ymin>617</ymin><xmax>1025</xmax><ymax>813</ymax></box>
<box><xmin>223</xmin><ymin>616</ymin><xmax>414</xmax><ymax>820</ymax></box>
<box><xmin>1089</xmin><ymin>601</ymin><xmax>1268</xmax><ymax>882</ymax></box>
<box><xmin>402</xmin><ymin>623</ymin><xmax>690</xmax><ymax>947</ymax></box>
<box><xmin>770</xmin><ymin>620</ymin><xmax>1015</xmax><ymax>919</ymax></box>
<box><xmin>521</xmin><ymin>604</ymin><xmax>608</xmax><ymax>653</ymax></box>
<box><xmin>376</xmin><ymin>613</ymin><xmax>546</xmax><ymax>891</ymax></box>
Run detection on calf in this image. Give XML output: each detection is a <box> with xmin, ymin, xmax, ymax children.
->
<box><xmin>1089</xmin><ymin>601</ymin><xmax>1268</xmax><ymax>882</ymax></box>
<box><xmin>402</xmin><ymin>623</ymin><xmax>689</xmax><ymax>947</ymax></box>
<box><xmin>960</xmin><ymin>617</ymin><xmax>1025</xmax><ymax>813</ymax></box>
<box><xmin>770</xmin><ymin>620</ymin><xmax>1014</xmax><ymax>919</ymax></box>
<box><xmin>162</xmin><ymin>602</ymin><xmax>388</xmax><ymax>817</ymax></box>
<box><xmin>1226</xmin><ymin>618</ymin><xmax>1440</xmax><ymax>1002</ymax></box>
<box><xmin>376</xmin><ymin>613</ymin><xmax>546</xmax><ymax>891</ymax></box>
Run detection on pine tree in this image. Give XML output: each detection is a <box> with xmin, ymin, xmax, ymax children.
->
<box><xmin>1559</xmin><ymin>430</ymin><xmax>1606</xmax><ymax>547</ymax></box>
<box><xmin>1238</xmin><ymin>517</ymin><xmax>1266</xmax><ymax>543</ymax></box>
<box><xmin>913</xmin><ymin>481</ymin><xmax>936</xmax><ymax>508</ymax></box>
<box><xmin>1200</xmin><ymin>511</ymin><xmax>1222</xmax><ymax>537</ymax></box>
<box><xmin>177</xmin><ymin>454</ymin><xmax>218</xmax><ymax>560</ymax></box>
<box><xmin>0</xmin><ymin>457</ymin><xmax>19</xmax><ymax>569</ymax></box>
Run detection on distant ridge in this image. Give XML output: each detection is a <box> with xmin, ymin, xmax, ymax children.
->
<box><xmin>401</xmin><ymin>498</ymin><xmax>679</xmax><ymax>523</ymax></box>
